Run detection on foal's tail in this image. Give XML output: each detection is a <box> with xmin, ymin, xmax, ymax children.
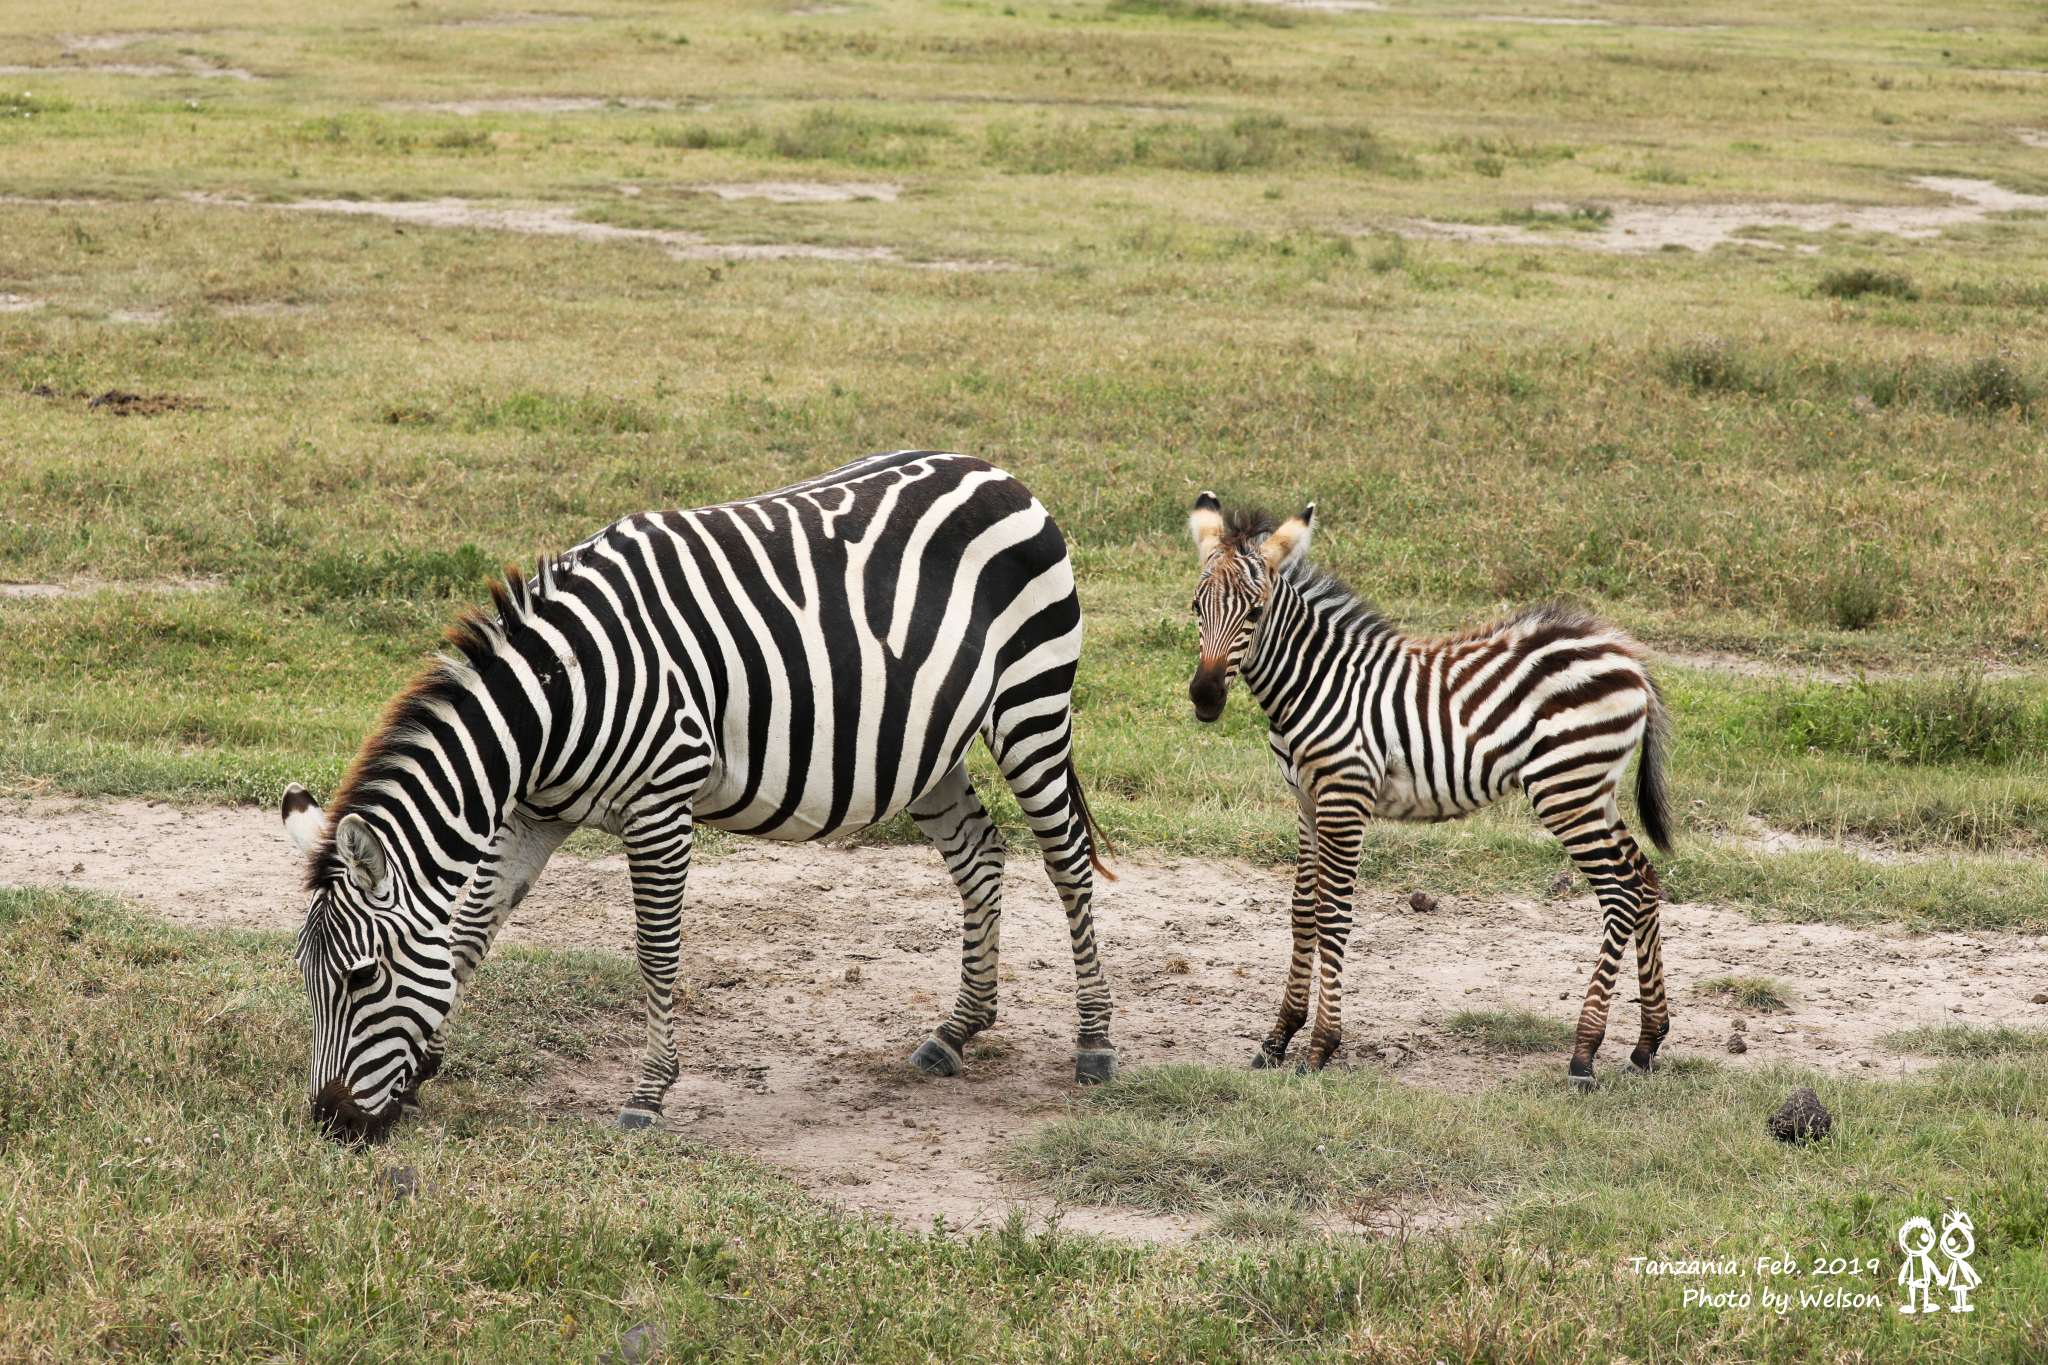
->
<box><xmin>1066</xmin><ymin>751</ymin><xmax>1118</xmax><ymax>882</ymax></box>
<box><xmin>1635</xmin><ymin>679</ymin><xmax>1674</xmax><ymax>856</ymax></box>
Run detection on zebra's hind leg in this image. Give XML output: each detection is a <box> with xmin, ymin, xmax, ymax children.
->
<box><xmin>1627</xmin><ymin>852</ymin><xmax>1670</xmax><ymax>1074</ymax></box>
<box><xmin>986</xmin><ymin>728</ymin><xmax>1115</xmax><ymax>1084</ymax></box>
<box><xmin>1532</xmin><ymin>788</ymin><xmax>1653</xmax><ymax>1091</ymax></box>
<box><xmin>906</xmin><ymin>762</ymin><xmax>1005</xmax><ymax>1079</ymax></box>
<box><xmin>617</xmin><ymin>806</ymin><xmax>697</xmax><ymax>1129</ymax></box>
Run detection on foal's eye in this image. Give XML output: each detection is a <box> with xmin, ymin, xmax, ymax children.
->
<box><xmin>1189</xmin><ymin>598</ymin><xmax>1200</xmax><ymax>614</ymax></box>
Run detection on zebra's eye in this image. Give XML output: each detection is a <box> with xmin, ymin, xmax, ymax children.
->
<box><xmin>1190</xmin><ymin>598</ymin><xmax>1201</xmax><ymax>614</ymax></box>
<box><xmin>345</xmin><ymin>963</ymin><xmax>380</xmax><ymax>994</ymax></box>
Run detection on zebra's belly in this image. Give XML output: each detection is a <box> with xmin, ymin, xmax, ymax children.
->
<box><xmin>1371</xmin><ymin>761</ymin><xmax>1487</xmax><ymax>824</ymax></box>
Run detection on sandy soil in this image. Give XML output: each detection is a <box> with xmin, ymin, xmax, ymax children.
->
<box><xmin>166</xmin><ymin>193</ymin><xmax>1016</xmax><ymax>271</ymax></box>
<box><xmin>694</xmin><ymin>182</ymin><xmax>902</xmax><ymax>203</ymax></box>
<box><xmin>0</xmin><ymin>61</ymin><xmax>253</xmax><ymax>79</ymax></box>
<box><xmin>4</xmin><ymin>799</ymin><xmax>2045</xmax><ymax>1237</ymax></box>
<box><xmin>1402</xmin><ymin>176</ymin><xmax>2048</xmax><ymax>254</ymax></box>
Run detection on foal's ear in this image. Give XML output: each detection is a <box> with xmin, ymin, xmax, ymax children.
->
<box><xmin>281</xmin><ymin>782</ymin><xmax>330</xmax><ymax>854</ymax></box>
<box><xmin>1259</xmin><ymin>503</ymin><xmax>1315</xmax><ymax>573</ymax></box>
<box><xmin>1189</xmin><ymin>490</ymin><xmax>1224</xmax><ymax>557</ymax></box>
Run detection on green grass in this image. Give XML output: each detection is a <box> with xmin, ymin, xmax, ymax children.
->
<box><xmin>1698</xmin><ymin>976</ymin><xmax>1796</xmax><ymax>1014</ymax></box>
<box><xmin>6</xmin><ymin>888</ymin><xmax>2044</xmax><ymax>1363</ymax></box>
<box><xmin>1446</xmin><ymin>1009</ymin><xmax>1576</xmax><ymax>1054</ymax></box>
<box><xmin>1006</xmin><ymin>1064</ymin><xmax>2048</xmax><ymax>1354</ymax></box>
<box><xmin>1883</xmin><ymin>1023</ymin><xmax>2048</xmax><ymax>1058</ymax></box>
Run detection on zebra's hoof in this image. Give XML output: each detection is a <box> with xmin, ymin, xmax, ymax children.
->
<box><xmin>615</xmin><ymin>1108</ymin><xmax>660</xmax><ymax>1131</ymax></box>
<box><xmin>1251</xmin><ymin>1047</ymin><xmax>1284</xmax><ymax>1070</ymax></box>
<box><xmin>1566</xmin><ymin>1072</ymin><xmax>1596</xmax><ymax>1093</ymax></box>
<box><xmin>909</xmin><ymin>1037</ymin><xmax>963</xmax><ymax>1078</ymax></box>
<box><xmin>1628</xmin><ymin>1055</ymin><xmax>1654</xmax><ymax>1076</ymax></box>
<box><xmin>1074</xmin><ymin>1049</ymin><xmax>1118</xmax><ymax>1085</ymax></box>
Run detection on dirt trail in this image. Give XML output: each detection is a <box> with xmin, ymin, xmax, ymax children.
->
<box><xmin>5</xmin><ymin>800</ymin><xmax>2045</xmax><ymax>1237</ymax></box>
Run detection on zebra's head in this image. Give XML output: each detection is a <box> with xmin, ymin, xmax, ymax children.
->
<box><xmin>1187</xmin><ymin>491</ymin><xmax>1314</xmax><ymax>723</ymax></box>
<box><xmin>281</xmin><ymin>783</ymin><xmax>450</xmax><ymax>1144</ymax></box>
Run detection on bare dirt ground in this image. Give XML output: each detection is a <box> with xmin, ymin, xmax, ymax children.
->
<box><xmin>1403</xmin><ymin>176</ymin><xmax>2048</xmax><ymax>254</ymax></box>
<box><xmin>4</xmin><ymin>799</ymin><xmax>2046</xmax><ymax>1238</ymax></box>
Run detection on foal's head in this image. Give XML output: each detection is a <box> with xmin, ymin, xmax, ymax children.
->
<box><xmin>1186</xmin><ymin>491</ymin><xmax>1313</xmax><ymax>723</ymax></box>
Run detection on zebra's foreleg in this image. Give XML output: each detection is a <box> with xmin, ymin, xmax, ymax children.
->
<box><xmin>1625</xmin><ymin>840</ymin><xmax>1670</xmax><ymax>1074</ymax></box>
<box><xmin>906</xmin><ymin>762</ymin><xmax>1005</xmax><ymax>1079</ymax></box>
<box><xmin>399</xmin><ymin>1003</ymin><xmax>456</xmax><ymax>1116</ymax></box>
<box><xmin>617</xmin><ymin>807</ymin><xmax>695</xmax><ymax>1129</ymax></box>
<box><xmin>1255</xmin><ymin>804</ymin><xmax>1320</xmax><ymax>1070</ymax></box>
<box><xmin>1298</xmin><ymin>800</ymin><xmax>1364</xmax><ymax>1073</ymax></box>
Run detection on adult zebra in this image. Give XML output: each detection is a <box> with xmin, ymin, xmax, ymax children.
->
<box><xmin>1186</xmin><ymin>493</ymin><xmax>1673</xmax><ymax>1086</ymax></box>
<box><xmin>280</xmin><ymin>451</ymin><xmax>1117</xmax><ymax>1143</ymax></box>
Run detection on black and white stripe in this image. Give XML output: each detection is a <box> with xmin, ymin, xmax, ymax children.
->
<box><xmin>1187</xmin><ymin>493</ymin><xmax>1672</xmax><ymax>1086</ymax></box>
<box><xmin>284</xmin><ymin>451</ymin><xmax>1116</xmax><ymax>1141</ymax></box>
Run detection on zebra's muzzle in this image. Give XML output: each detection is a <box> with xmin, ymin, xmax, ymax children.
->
<box><xmin>311</xmin><ymin>1076</ymin><xmax>402</xmax><ymax>1146</ymax></box>
<box><xmin>1189</xmin><ymin>659</ymin><xmax>1231</xmax><ymax>724</ymax></box>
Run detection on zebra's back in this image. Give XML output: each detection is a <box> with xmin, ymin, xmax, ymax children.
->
<box><xmin>540</xmin><ymin>450</ymin><xmax>1081</xmax><ymax>840</ymax></box>
<box><xmin>1363</xmin><ymin>607</ymin><xmax>1655</xmax><ymax>823</ymax></box>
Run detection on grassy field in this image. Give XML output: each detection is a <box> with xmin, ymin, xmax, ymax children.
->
<box><xmin>6</xmin><ymin>886</ymin><xmax>2046</xmax><ymax>1364</ymax></box>
<box><xmin>6</xmin><ymin>0</ymin><xmax>2048</xmax><ymax>1357</ymax></box>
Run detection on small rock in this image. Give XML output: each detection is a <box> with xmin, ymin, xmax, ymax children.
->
<box><xmin>607</xmin><ymin>1322</ymin><xmax>667</xmax><ymax>1365</ymax></box>
<box><xmin>376</xmin><ymin>1165</ymin><xmax>418</xmax><ymax>1201</ymax></box>
<box><xmin>1408</xmin><ymin>890</ymin><xmax>1437</xmax><ymax>914</ymax></box>
<box><xmin>1547</xmin><ymin>869</ymin><xmax>1575</xmax><ymax>897</ymax></box>
<box><xmin>843</xmin><ymin>965</ymin><xmax>861</xmax><ymax>984</ymax></box>
<box><xmin>902</xmin><ymin>1117</ymin><xmax>918</xmax><ymax>1129</ymax></box>
<box><xmin>1731</xmin><ymin>1017</ymin><xmax>1747</xmax><ymax>1032</ymax></box>
<box><xmin>2033</xmin><ymin>993</ymin><xmax>2047</xmax><ymax>1005</ymax></box>
<box><xmin>1766</xmin><ymin>1085</ymin><xmax>1832</xmax><ymax>1143</ymax></box>
<box><xmin>1726</xmin><ymin>1034</ymin><xmax>1747</xmax><ymax>1055</ymax></box>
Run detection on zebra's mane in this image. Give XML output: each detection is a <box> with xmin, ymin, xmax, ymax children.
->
<box><xmin>306</xmin><ymin>557</ymin><xmax>562</xmax><ymax>891</ymax></box>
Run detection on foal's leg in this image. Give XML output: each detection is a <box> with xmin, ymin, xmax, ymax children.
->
<box><xmin>1297</xmin><ymin>793</ymin><xmax>1366</xmax><ymax>1073</ymax></box>
<box><xmin>1532</xmin><ymin>786</ymin><xmax>1658</xmax><ymax>1089</ymax></box>
<box><xmin>1626</xmin><ymin>848</ymin><xmax>1670</xmax><ymax>1073</ymax></box>
<box><xmin>906</xmin><ymin>761</ymin><xmax>1007</xmax><ymax>1078</ymax></box>
<box><xmin>1255</xmin><ymin>800</ymin><xmax>1320</xmax><ymax>1069</ymax></box>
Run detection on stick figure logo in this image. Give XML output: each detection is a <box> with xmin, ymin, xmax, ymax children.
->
<box><xmin>1896</xmin><ymin>1217</ymin><xmax>1943</xmax><ymax>1315</ymax></box>
<box><xmin>1940</xmin><ymin>1211</ymin><xmax>1981</xmax><ymax>1313</ymax></box>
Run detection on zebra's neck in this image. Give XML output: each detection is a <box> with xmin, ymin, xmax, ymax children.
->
<box><xmin>1241</xmin><ymin>568</ymin><xmax>1396</xmax><ymax>735</ymax></box>
<box><xmin>324</xmin><ymin>647</ymin><xmax>548</xmax><ymax>922</ymax></box>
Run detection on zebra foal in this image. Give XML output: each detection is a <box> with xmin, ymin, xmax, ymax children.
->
<box><xmin>1186</xmin><ymin>493</ymin><xmax>1673</xmax><ymax>1086</ymax></box>
<box><xmin>281</xmin><ymin>451</ymin><xmax>1117</xmax><ymax>1143</ymax></box>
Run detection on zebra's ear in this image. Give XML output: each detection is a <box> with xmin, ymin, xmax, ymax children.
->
<box><xmin>1259</xmin><ymin>503</ymin><xmax>1315</xmax><ymax>573</ymax></box>
<box><xmin>334</xmin><ymin>814</ymin><xmax>392</xmax><ymax>896</ymax></box>
<box><xmin>281</xmin><ymin>782</ymin><xmax>330</xmax><ymax>854</ymax></box>
<box><xmin>1189</xmin><ymin>490</ymin><xmax>1224</xmax><ymax>556</ymax></box>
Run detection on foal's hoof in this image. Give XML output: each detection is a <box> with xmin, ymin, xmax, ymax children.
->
<box><xmin>909</xmin><ymin>1037</ymin><xmax>963</xmax><ymax>1078</ymax></box>
<box><xmin>1566</xmin><ymin>1061</ymin><xmax>1597</xmax><ymax>1093</ymax></box>
<box><xmin>1627</xmin><ymin>1055</ymin><xmax>1655</xmax><ymax>1076</ymax></box>
<box><xmin>1074</xmin><ymin>1049</ymin><xmax>1118</xmax><ymax>1085</ymax></box>
<box><xmin>615</xmin><ymin>1107</ymin><xmax>661</xmax><ymax>1131</ymax></box>
<box><xmin>1251</xmin><ymin>1045</ymin><xmax>1286</xmax><ymax>1070</ymax></box>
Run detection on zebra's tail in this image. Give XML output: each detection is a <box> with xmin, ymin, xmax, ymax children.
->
<box><xmin>1066</xmin><ymin>752</ymin><xmax>1119</xmax><ymax>882</ymax></box>
<box><xmin>1635</xmin><ymin>680</ymin><xmax>1674</xmax><ymax>856</ymax></box>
